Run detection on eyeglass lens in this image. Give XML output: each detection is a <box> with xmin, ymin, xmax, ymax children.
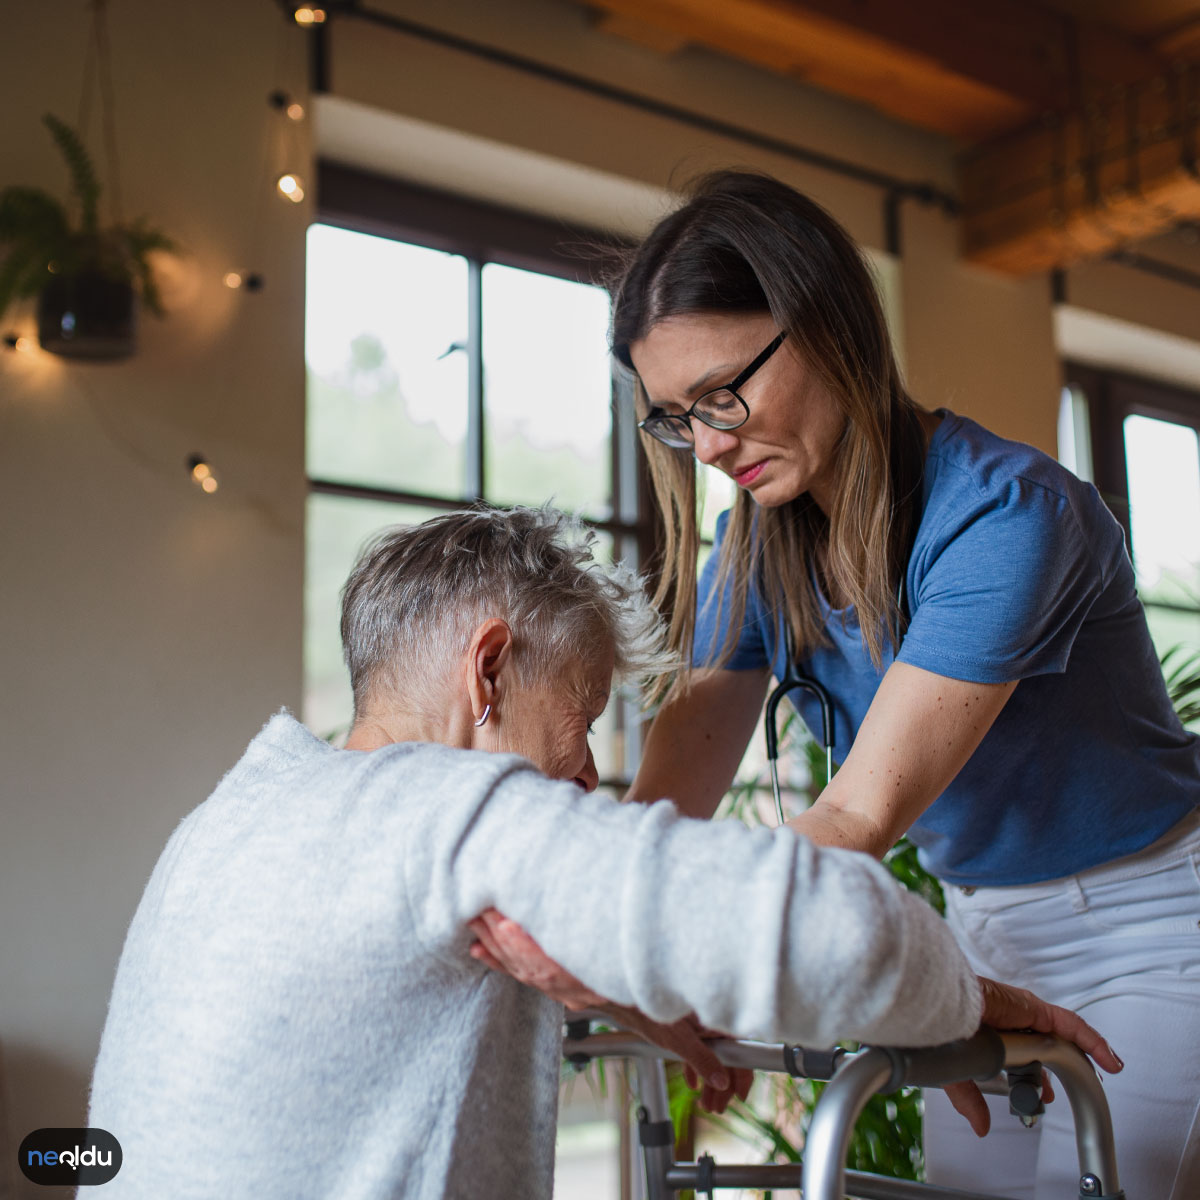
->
<box><xmin>643</xmin><ymin>389</ymin><xmax>748</xmax><ymax>447</ymax></box>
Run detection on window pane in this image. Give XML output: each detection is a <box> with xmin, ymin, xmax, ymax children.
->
<box><xmin>1057</xmin><ymin>385</ymin><xmax>1093</xmax><ymax>482</ymax></box>
<box><xmin>1124</xmin><ymin>414</ymin><xmax>1200</xmax><ymax>606</ymax></box>
<box><xmin>304</xmin><ymin>494</ymin><xmax>454</xmax><ymax>739</ymax></box>
<box><xmin>1145</xmin><ymin>604</ymin><xmax>1200</xmax><ymax>671</ymax></box>
<box><xmin>482</xmin><ymin>264</ymin><xmax>612</xmax><ymax>515</ymax></box>
<box><xmin>306</xmin><ymin>224</ymin><xmax>468</xmax><ymax>496</ymax></box>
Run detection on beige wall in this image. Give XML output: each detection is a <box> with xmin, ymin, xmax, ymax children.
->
<box><xmin>0</xmin><ymin>0</ymin><xmax>308</xmax><ymax>1181</ymax></box>
<box><xmin>3</xmin><ymin>0</ymin><xmax>1199</xmax><ymax>1187</ymax></box>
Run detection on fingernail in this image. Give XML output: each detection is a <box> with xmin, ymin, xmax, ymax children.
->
<box><xmin>1112</xmin><ymin>1050</ymin><xmax>1124</xmax><ymax>1070</ymax></box>
<box><xmin>710</xmin><ymin>1072</ymin><xmax>729</xmax><ymax>1090</ymax></box>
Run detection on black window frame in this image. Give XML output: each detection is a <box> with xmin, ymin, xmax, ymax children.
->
<box><xmin>1065</xmin><ymin>359</ymin><xmax>1200</xmax><ymax>628</ymax></box>
<box><xmin>307</xmin><ymin>162</ymin><xmax>658</xmax><ymax>784</ymax></box>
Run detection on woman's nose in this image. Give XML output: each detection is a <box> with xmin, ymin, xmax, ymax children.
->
<box><xmin>574</xmin><ymin>745</ymin><xmax>599</xmax><ymax>793</ymax></box>
<box><xmin>691</xmin><ymin>421</ymin><xmax>739</xmax><ymax>466</ymax></box>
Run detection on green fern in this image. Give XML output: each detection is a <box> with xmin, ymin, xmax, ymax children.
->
<box><xmin>1162</xmin><ymin>644</ymin><xmax>1200</xmax><ymax>727</ymax></box>
<box><xmin>42</xmin><ymin>113</ymin><xmax>101</xmax><ymax>235</ymax></box>
<box><xmin>0</xmin><ymin>114</ymin><xmax>175</xmax><ymax>326</ymax></box>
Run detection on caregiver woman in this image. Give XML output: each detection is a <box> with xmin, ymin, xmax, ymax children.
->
<box><xmin>481</xmin><ymin>172</ymin><xmax>1200</xmax><ymax>1199</ymax></box>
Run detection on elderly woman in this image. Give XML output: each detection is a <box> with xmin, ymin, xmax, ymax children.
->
<box><xmin>86</xmin><ymin>507</ymin><xmax>1116</xmax><ymax>1200</ymax></box>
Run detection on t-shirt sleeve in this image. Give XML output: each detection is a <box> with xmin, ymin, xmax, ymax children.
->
<box><xmin>898</xmin><ymin>475</ymin><xmax>1103</xmax><ymax>683</ymax></box>
<box><xmin>415</xmin><ymin>759</ymin><xmax>982</xmax><ymax>1049</ymax></box>
<box><xmin>693</xmin><ymin>509</ymin><xmax>770</xmax><ymax>670</ymax></box>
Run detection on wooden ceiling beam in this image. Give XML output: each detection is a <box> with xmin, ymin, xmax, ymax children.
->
<box><xmin>581</xmin><ymin>0</ymin><xmax>1200</xmax><ymax>275</ymax></box>
<box><xmin>960</xmin><ymin>65</ymin><xmax>1200</xmax><ymax>273</ymax></box>
<box><xmin>592</xmin><ymin>11</ymin><xmax>691</xmax><ymax>57</ymax></box>
<box><xmin>584</xmin><ymin>0</ymin><xmax>1171</xmax><ymax>139</ymax></box>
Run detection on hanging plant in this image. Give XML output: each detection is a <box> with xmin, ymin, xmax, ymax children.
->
<box><xmin>0</xmin><ymin>113</ymin><xmax>175</xmax><ymax>360</ymax></box>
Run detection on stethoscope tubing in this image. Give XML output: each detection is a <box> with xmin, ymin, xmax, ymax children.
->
<box><xmin>765</xmin><ymin>625</ymin><xmax>836</xmax><ymax>827</ymax></box>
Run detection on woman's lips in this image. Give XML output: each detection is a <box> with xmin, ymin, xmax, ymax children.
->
<box><xmin>732</xmin><ymin>460</ymin><xmax>767</xmax><ymax>487</ymax></box>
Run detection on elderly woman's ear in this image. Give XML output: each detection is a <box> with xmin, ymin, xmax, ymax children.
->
<box><xmin>466</xmin><ymin>618</ymin><xmax>515</xmax><ymax>728</ymax></box>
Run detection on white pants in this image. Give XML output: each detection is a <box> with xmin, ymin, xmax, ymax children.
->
<box><xmin>923</xmin><ymin>808</ymin><xmax>1200</xmax><ymax>1200</ymax></box>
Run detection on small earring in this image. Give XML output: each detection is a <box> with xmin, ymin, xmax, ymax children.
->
<box><xmin>474</xmin><ymin>704</ymin><xmax>491</xmax><ymax>728</ymax></box>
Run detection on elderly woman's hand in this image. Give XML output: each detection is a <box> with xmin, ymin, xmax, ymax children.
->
<box><xmin>468</xmin><ymin>908</ymin><xmax>752</xmax><ymax>1113</ymax></box>
<box><xmin>943</xmin><ymin>975</ymin><xmax>1124</xmax><ymax>1137</ymax></box>
<box><xmin>468</xmin><ymin>907</ymin><xmax>607</xmax><ymax>1010</ymax></box>
<box><xmin>597</xmin><ymin>1005</ymin><xmax>755</xmax><ymax>1116</ymax></box>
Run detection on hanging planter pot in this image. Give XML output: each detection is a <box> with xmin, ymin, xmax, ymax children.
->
<box><xmin>37</xmin><ymin>269</ymin><xmax>137</xmax><ymax>360</ymax></box>
<box><xmin>0</xmin><ymin>115</ymin><xmax>174</xmax><ymax>361</ymax></box>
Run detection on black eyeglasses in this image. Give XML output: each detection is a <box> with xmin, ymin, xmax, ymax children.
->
<box><xmin>637</xmin><ymin>331</ymin><xmax>787</xmax><ymax>450</ymax></box>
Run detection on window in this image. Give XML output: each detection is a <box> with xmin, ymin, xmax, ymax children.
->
<box><xmin>1063</xmin><ymin>363</ymin><xmax>1200</xmax><ymax>669</ymax></box>
<box><xmin>304</xmin><ymin>166</ymin><xmax>650</xmax><ymax>789</ymax></box>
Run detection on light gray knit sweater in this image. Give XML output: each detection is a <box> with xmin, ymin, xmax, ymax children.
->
<box><xmin>86</xmin><ymin>712</ymin><xmax>980</xmax><ymax>1199</ymax></box>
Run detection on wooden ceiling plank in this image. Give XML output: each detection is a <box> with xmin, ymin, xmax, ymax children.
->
<box><xmin>593</xmin><ymin>11</ymin><xmax>691</xmax><ymax>56</ymax></box>
<box><xmin>584</xmin><ymin>0</ymin><xmax>1038</xmax><ymax>137</ymax></box>
<box><xmin>961</xmin><ymin>91</ymin><xmax>1200</xmax><ymax>274</ymax></box>
<box><xmin>584</xmin><ymin>0</ymin><xmax>1172</xmax><ymax>139</ymax></box>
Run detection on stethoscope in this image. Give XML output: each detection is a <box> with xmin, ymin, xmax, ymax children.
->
<box><xmin>764</xmin><ymin>572</ymin><xmax>908</xmax><ymax>827</ymax></box>
<box><xmin>764</xmin><ymin>625</ymin><xmax>834</xmax><ymax>827</ymax></box>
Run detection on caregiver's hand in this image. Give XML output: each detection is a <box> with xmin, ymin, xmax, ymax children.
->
<box><xmin>944</xmin><ymin>976</ymin><xmax>1125</xmax><ymax>1137</ymax></box>
<box><xmin>467</xmin><ymin>908</ymin><xmax>752</xmax><ymax>1114</ymax></box>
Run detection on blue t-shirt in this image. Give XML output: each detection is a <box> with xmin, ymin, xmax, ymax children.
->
<box><xmin>695</xmin><ymin>411</ymin><xmax>1200</xmax><ymax>885</ymax></box>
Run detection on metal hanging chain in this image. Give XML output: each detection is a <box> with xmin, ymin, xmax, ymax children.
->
<box><xmin>75</xmin><ymin>0</ymin><xmax>124</xmax><ymax>228</ymax></box>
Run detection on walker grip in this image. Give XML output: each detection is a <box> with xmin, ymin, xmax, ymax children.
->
<box><xmin>876</xmin><ymin>1026</ymin><xmax>1007</xmax><ymax>1093</ymax></box>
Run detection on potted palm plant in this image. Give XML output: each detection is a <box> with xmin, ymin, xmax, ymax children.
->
<box><xmin>0</xmin><ymin>113</ymin><xmax>174</xmax><ymax>360</ymax></box>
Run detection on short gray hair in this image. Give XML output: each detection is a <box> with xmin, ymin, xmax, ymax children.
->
<box><xmin>340</xmin><ymin>506</ymin><xmax>672</xmax><ymax>716</ymax></box>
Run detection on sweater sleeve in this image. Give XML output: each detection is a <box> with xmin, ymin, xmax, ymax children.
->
<box><xmin>408</xmin><ymin>758</ymin><xmax>981</xmax><ymax>1049</ymax></box>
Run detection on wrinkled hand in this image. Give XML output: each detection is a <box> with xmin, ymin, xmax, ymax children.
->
<box><xmin>599</xmin><ymin>1005</ymin><xmax>754</xmax><ymax>1116</ymax></box>
<box><xmin>468</xmin><ymin>907</ymin><xmax>606</xmax><ymax>1010</ymax></box>
<box><xmin>467</xmin><ymin>909</ymin><xmax>752</xmax><ymax>1114</ymax></box>
<box><xmin>944</xmin><ymin>975</ymin><xmax>1124</xmax><ymax>1137</ymax></box>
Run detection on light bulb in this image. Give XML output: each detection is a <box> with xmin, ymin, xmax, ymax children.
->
<box><xmin>224</xmin><ymin>271</ymin><xmax>244</xmax><ymax>289</ymax></box>
<box><xmin>187</xmin><ymin>453</ymin><xmax>219</xmax><ymax>494</ymax></box>
<box><xmin>286</xmin><ymin>102</ymin><xmax>306</xmax><ymax>122</ymax></box>
<box><xmin>14</xmin><ymin>336</ymin><xmax>34</xmax><ymax>353</ymax></box>
<box><xmin>276</xmin><ymin>173</ymin><xmax>305</xmax><ymax>203</ymax></box>
<box><xmin>293</xmin><ymin>6</ymin><xmax>326</xmax><ymax>25</ymax></box>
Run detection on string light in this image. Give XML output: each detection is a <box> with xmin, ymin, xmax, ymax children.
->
<box><xmin>222</xmin><ymin>270</ymin><xmax>264</xmax><ymax>291</ymax></box>
<box><xmin>293</xmin><ymin>5</ymin><xmax>326</xmax><ymax>25</ymax></box>
<box><xmin>268</xmin><ymin>90</ymin><xmax>306</xmax><ymax>122</ymax></box>
<box><xmin>187</xmin><ymin>453</ymin><xmax>219</xmax><ymax>494</ymax></box>
<box><xmin>276</xmin><ymin>173</ymin><xmax>305</xmax><ymax>203</ymax></box>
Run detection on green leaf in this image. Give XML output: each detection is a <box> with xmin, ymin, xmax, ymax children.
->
<box><xmin>0</xmin><ymin>242</ymin><xmax>52</xmax><ymax>323</ymax></box>
<box><xmin>0</xmin><ymin>186</ymin><xmax>70</xmax><ymax>248</ymax></box>
<box><xmin>123</xmin><ymin>217</ymin><xmax>176</xmax><ymax>258</ymax></box>
<box><xmin>42</xmin><ymin>113</ymin><xmax>101</xmax><ymax>235</ymax></box>
<box><xmin>1161</xmin><ymin>644</ymin><xmax>1200</xmax><ymax>726</ymax></box>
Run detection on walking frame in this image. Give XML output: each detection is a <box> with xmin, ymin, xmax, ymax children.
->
<box><xmin>564</xmin><ymin>1013</ymin><xmax>1125</xmax><ymax>1200</ymax></box>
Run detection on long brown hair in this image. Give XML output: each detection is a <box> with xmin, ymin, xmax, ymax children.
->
<box><xmin>610</xmin><ymin>171</ymin><xmax>927</xmax><ymax>697</ymax></box>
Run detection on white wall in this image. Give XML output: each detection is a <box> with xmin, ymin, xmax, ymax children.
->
<box><xmin>0</xmin><ymin>1</ymin><xmax>308</xmax><ymax>1182</ymax></box>
<box><xmin>4</xmin><ymin>0</ymin><xmax>1200</xmax><ymax>1192</ymax></box>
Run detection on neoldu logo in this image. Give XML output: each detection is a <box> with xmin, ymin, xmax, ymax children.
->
<box><xmin>19</xmin><ymin>1128</ymin><xmax>122</xmax><ymax>1186</ymax></box>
